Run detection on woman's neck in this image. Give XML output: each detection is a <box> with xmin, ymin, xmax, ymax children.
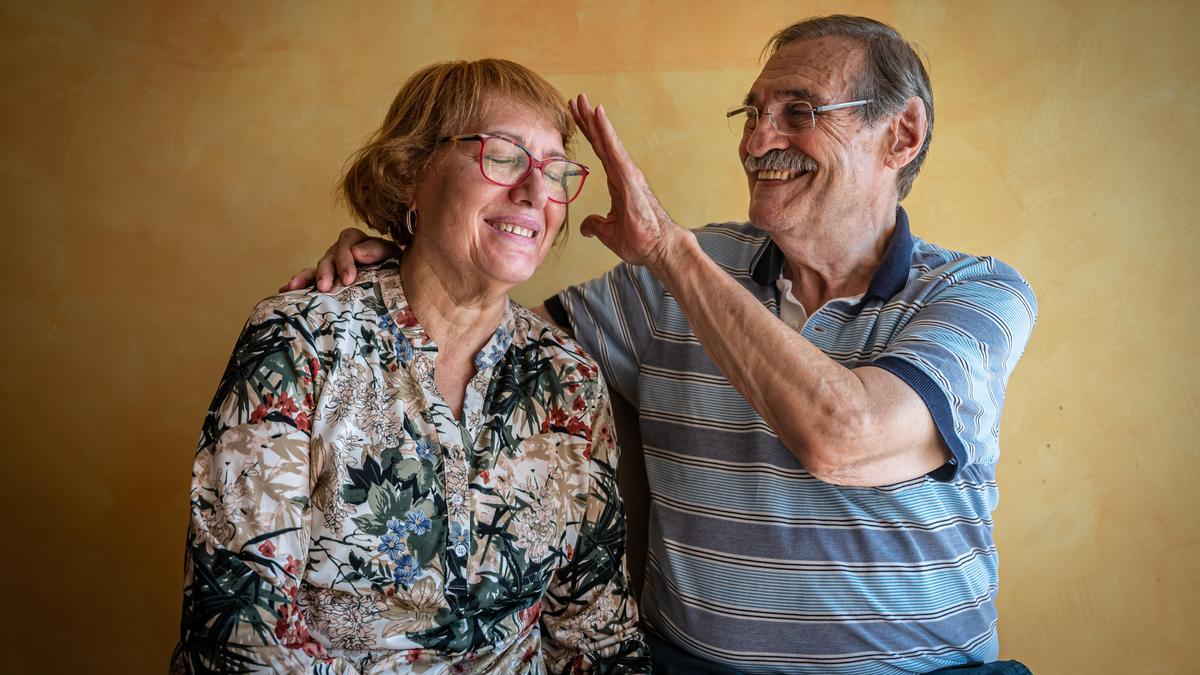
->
<box><xmin>398</xmin><ymin>246</ymin><xmax>508</xmax><ymax>354</ymax></box>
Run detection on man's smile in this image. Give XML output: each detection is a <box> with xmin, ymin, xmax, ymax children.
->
<box><xmin>754</xmin><ymin>169</ymin><xmax>812</xmax><ymax>182</ymax></box>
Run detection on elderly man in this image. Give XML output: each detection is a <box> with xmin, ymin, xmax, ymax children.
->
<box><xmin>292</xmin><ymin>15</ymin><xmax>1036</xmax><ymax>675</ymax></box>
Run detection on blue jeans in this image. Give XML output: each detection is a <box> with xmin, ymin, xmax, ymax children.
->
<box><xmin>645</xmin><ymin>629</ymin><xmax>1033</xmax><ymax>675</ymax></box>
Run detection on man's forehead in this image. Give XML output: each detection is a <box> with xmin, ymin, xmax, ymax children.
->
<box><xmin>747</xmin><ymin>36</ymin><xmax>865</xmax><ymax>103</ymax></box>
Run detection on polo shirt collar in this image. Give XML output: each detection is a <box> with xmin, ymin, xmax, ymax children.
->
<box><xmin>750</xmin><ymin>206</ymin><xmax>914</xmax><ymax>302</ymax></box>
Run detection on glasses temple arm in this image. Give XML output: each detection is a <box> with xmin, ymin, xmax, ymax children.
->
<box><xmin>812</xmin><ymin>99</ymin><xmax>873</xmax><ymax>113</ymax></box>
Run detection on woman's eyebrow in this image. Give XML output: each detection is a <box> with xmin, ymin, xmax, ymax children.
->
<box><xmin>486</xmin><ymin>128</ymin><xmax>567</xmax><ymax>159</ymax></box>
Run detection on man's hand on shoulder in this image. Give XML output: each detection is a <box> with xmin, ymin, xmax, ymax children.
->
<box><xmin>278</xmin><ymin>227</ymin><xmax>399</xmax><ymax>293</ymax></box>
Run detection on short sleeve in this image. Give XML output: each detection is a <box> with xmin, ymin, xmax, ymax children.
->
<box><xmin>871</xmin><ymin>264</ymin><xmax>1038</xmax><ymax>480</ymax></box>
<box><xmin>547</xmin><ymin>263</ymin><xmax>664</xmax><ymax>404</ymax></box>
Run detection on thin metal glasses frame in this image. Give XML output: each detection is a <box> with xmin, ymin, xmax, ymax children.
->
<box><xmin>726</xmin><ymin>99</ymin><xmax>874</xmax><ymax>135</ymax></box>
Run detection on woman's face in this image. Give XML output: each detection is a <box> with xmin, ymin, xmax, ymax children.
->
<box><xmin>410</xmin><ymin>94</ymin><xmax>568</xmax><ymax>294</ymax></box>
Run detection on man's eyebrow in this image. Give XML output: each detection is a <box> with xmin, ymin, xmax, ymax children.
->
<box><xmin>743</xmin><ymin>88</ymin><xmax>823</xmax><ymax>107</ymax></box>
<box><xmin>779</xmin><ymin>88</ymin><xmax>822</xmax><ymax>102</ymax></box>
<box><xmin>485</xmin><ymin>129</ymin><xmax>566</xmax><ymax>159</ymax></box>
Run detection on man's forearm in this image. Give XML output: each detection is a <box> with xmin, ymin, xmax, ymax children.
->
<box><xmin>646</xmin><ymin>229</ymin><xmax>942</xmax><ymax>485</ymax></box>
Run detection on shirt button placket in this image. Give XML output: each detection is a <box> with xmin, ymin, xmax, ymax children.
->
<box><xmin>441</xmin><ymin>445</ymin><xmax>472</xmax><ymax>596</ymax></box>
<box><xmin>449</xmin><ymin>493</ymin><xmax>470</xmax><ymax>562</ymax></box>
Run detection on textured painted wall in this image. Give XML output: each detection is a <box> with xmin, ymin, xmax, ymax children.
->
<box><xmin>1</xmin><ymin>1</ymin><xmax>1195</xmax><ymax>671</ymax></box>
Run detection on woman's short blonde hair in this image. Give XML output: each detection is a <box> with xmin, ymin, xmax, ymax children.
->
<box><xmin>341</xmin><ymin>59</ymin><xmax>574</xmax><ymax>245</ymax></box>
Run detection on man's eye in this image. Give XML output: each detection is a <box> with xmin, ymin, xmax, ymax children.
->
<box><xmin>784</xmin><ymin>104</ymin><xmax>812</xmax><ymax>118</ymax></box>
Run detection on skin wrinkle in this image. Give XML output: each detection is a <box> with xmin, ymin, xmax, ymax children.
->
<box><xmin>402</xmin><ymin>94</ymin><xmax>568</xmax><ymax>417</ymax></box>
<box><xmin>304</xmin><ymin>38</ymin><xmax>944</xmax><ymax>487</ymax></box>
<box><xmin>742</xmin><ymin>39</ymin><xmax>898</xmax><ymax>310</ymax></box>
<box><xmin>592</xmin><ymin>36</ymin><xmax>945</xmax><ymax>486</ymax></box>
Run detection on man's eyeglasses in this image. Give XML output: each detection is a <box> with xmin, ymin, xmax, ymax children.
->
<box><xmin>438</xmin><ymin>134</ymin><xmax>590</xmax><ymax>204</ymax></box>
<box><xmin>726</xmin><ymin>99</ymin><xmax>873</xmax><ymax>136</ymax></box>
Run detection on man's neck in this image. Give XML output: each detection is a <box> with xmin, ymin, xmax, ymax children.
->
<box><xmin>772</xmin><ymin>205</ymin><xmax>897</xmax><ymax>315</ymax></box>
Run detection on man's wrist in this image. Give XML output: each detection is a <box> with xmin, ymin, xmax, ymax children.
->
<box><xmin>644</xmin><ymin>225</ymin><xmax>696</xmax><ymax>278</ymax></box>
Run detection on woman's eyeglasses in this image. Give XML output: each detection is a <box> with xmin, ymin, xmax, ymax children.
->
<box><xmin>439</xmin><ymin>134</ymin><xmax>590</xmax><ymax>204</ymax></box>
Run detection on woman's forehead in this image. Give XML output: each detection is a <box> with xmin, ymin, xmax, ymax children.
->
<box><xmin>474</xmin><ymin>95</ymin><xmax>567</xmax><ymax>153</ymax></box>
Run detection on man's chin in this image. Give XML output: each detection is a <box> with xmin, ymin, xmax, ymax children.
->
<box><xmin>747</xmin><ymin>206</ymin><xmax>804</xmax><ymax>233</ymax></box>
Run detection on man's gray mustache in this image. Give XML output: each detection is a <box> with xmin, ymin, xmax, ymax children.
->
<box><xmin>744</xmin><ymin>150</ymin><xmax>818</xmax><ymax>173</ymax></box>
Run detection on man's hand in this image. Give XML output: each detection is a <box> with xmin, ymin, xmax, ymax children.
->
<box><xmin>569</xmin><ymin>94</ymin><xmax>688</xmax><ymax>271</ymax></box>
<box><xmin>278</xmin><ymin>228</ymin><xmax>399</xmax><ymax>293</ymax></box>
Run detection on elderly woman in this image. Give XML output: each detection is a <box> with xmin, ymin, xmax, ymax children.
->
<box><xmin>172</xmin><ymin>59</ymin><xmax>648</xmax><ymax>673</ymax></box>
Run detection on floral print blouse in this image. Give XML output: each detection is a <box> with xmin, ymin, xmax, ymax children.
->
<box><xmin>171</xmin><ymin>261</ymin><xmax>648</xmax><ymax>674</ymax></box>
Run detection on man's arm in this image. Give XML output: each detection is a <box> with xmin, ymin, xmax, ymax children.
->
<box><xmin>567</xmin><ymin>95</ymin><xmax>946</xmax><ymax>487</ymax></box>
<box><xmin>652</xmin><ymin>229</ymin><xmax>947</xmax><ymax>486</ymax></box>
<box><xmin>279</xmin><ymin>227</ymin><xmax>398</xmax><ymax>293</ymax></box>
<box><xmin>282</xmin><ymin>236</ymin><xmax>573</xmax><ymax>341</ymax></box>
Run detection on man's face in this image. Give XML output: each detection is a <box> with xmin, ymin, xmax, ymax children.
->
<box><xmin>740</xmin><ymin>36</ymin><xmax>893</xmax><ymax>235</ymax></box>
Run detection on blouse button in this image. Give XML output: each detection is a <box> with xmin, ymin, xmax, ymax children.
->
<box><xmin>450</xmin><ymin>494</ymin><xmax>464</xmax><ymax>507</ymax></box>
<box><xmin>454</xmin><ymin>544</ymin><xmax>468</xmax><ymax>557</ymax></box>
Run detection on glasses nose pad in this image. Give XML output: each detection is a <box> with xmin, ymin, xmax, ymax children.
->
<box><xmin>508</xmin><ymin>165</ymin><xmax>550</xmax><ymax>206</ymax></box>
<box><xmin>540</xmin><ymin>170</ymin><xmax>567</xmax><ymax>204</ymax></box>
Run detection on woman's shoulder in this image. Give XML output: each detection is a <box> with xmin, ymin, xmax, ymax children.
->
<box><xmin>245</xmin><ymin>262</ymin><xmax>398</xmax><ymax>327</ymax></box>
<box><xmin>510</xmin><ymin>300</ymin><xmax>604</xmax><ymax>381</ymax></box>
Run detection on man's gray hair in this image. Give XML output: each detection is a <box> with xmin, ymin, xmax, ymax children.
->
<box><xmin>767</xmin><ymin>15</ymin><xmax>933</xmax><ymax>200</ymax></box>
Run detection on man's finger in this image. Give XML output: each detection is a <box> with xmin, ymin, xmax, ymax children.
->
<box><xmin>331</xmin><ymin>228</ymin><xmax>370</xmax><ymax>285</ymax></box>
<box><xmin>332</xmin><ymin>242</ymin><xmax>357</xmax><ymax>286</ymax></box>
<box><xmin>573</xmin><ymin>99</ymin><xmax>628</xmax><ymax>182</ymax></box>
<box><xmin>279</xmin><ymin>267</ymin><xmax>318</xmax><ymax>293</ymax></box>
<box><xmin>315</xmin><ymin>251</ymin><xmax>337</xmax><ymax>293</ymax></box>
<box><xmin>571</xmin><ymin>95</ymin><xmax>599</xmax><ymax>146</ymax></box>
<box><xmin>336</xmin><ymin>226</ymin><xmax>369</xmax><ymax>247</ymax></box>
<box><xmin>595</xmin><ymin>104</ymin><xmax>634</xmax><ymax>167</ymax></box>
<box><xmin>569</xmin><ymin>96</ymin><xmax>583</xmax><ymax>129</ymax></box>
<box><xmin>351</xmin><ymin>238</ymin><xmax>398</xmax><ymax>264</ymax></box>
<box><xmin>580</xmin><ymin>214</ymin><xmax>608</xmax><ymax>239</ymax></box>
<box><xmin>581</xmin><ymin>94</ymin><xmax>608</xmax><ymax>148</ymax></box>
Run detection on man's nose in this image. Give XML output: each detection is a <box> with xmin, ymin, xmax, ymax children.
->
<box><xmin>744</xmin><ymin>114</ymin><xmax>790</xmax><ymax>157</ymax></box>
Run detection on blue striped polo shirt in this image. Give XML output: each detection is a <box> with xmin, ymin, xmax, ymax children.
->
<box><xmin>546</xmin><ymin>207</ymin><xmax>1038</xmax><ymax>674</ymax></box>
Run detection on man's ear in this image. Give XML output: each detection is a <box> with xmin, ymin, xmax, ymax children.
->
<box><xmin>884</xmin><ymin>96</ymin><xmax>927</xmax><ymax>170</ymax></box>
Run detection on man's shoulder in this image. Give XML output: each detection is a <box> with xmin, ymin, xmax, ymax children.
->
<box><xmin>691</xmin><ymin>221</ymin><xmax>770</xmax><ymax>269</ymax></box>
<box><xmin>908</xmin><ymin>236</ymin><xmax>1035</xmax><ymax>300</ymax></box>
<box><xmin>692</xmin><ymin>220</ymin><xmax>765</xmax><ymax>245</ymax></box>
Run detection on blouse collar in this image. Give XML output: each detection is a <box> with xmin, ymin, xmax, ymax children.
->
<box><xmin>376</xmin><ymin>262</ymin><xmax>516</xmax><ymax>370</ymax></box>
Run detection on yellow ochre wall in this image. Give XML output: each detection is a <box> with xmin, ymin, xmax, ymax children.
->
<box><xmin>2</xmin><ymin>1</ymin><xmax>1196</xmax><ymax>671</ymax></box>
